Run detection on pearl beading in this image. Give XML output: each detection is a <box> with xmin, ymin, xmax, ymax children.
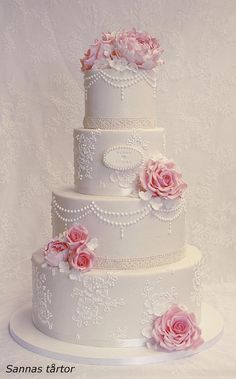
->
<box><xmin>93</xmin><ymin>249</ymin><xmax>185</xmax><ymax>270</ymax></box>
<box><xmin>84</xmin><ymin>70</ymin><xmax>157</xmax><ymax>100</ymax></box>
<box><xmin>52</xmin><ymin>196</ymin><xmax>185</xmax><ymax>238</ymax></box>
<box><xmin>151</xmin><ymin>200</ymin><xmax>186</xmax><ymax>235</ymax></box>
<box><xmin>32</xmin><ymin>266</ymin><xmax>53</xmax><ymax>330</ymax></box>
<box><xmin>83</xmin><ymin>117</ymin><xmax>157</xmax><ymax>130</ymax></box>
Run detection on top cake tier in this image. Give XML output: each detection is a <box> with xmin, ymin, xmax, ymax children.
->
<box><xmin>81</xmin><ymin>28</ymin><xmax>163</xmax><ymax>129</ymax></box>
<box><xmin>84</xmin><ymin>69</ymin><xmax>158</xmax><ymax>129</ymax></box>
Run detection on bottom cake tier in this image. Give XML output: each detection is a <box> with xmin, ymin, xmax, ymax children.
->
<box><xmin>32</xmin><ymin>245</ymin><xmax>202</xmax><ymax>348</ymax></box>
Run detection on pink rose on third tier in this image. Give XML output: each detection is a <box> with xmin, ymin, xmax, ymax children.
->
<box><xmin>65</xmin><ymin>224</ymin><xmax>89</xmax><ymax>250</ymax></box>
<box><xmin>151</xmin><ymin>305</ymin><xmax>203</xmax><ymax>351</ymax></box>
<box><xmin>140</xmin><ymin>158</ymin><xmax>187</xmax><ymax>199</ymax></box>
<box><xmin>68</xmin><ymin>247</ymin><xmax>94</xmax><ymax>272</ymax></box>
<box><xmin>44</xmin><ymin>240</ymin><xmax>69</xmax><ymax>267</ymax></box>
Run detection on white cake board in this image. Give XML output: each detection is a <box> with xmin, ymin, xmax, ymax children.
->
<box><xmin>9</xmin><ymin>302</ymin><xmax>223</xmax><ymax>366</ymax></box>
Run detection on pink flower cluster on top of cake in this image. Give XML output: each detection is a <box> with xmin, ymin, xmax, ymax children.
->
<box><xmin>44</xmin><ymin>224</ymin><xmax>98</xmax><ymax>273</ymax></box>
<box><xmin>80</xmin><ymin>28</ymin><xmax>163</xmax><ymax>72</ymax></box>
<box><xmin>142</xmin><ymin>304</ymin><xmax>204</xmax><ymax>351</ymax></box>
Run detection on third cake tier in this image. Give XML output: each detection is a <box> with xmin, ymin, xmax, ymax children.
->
<box><xmin>52</xmin><ymin>187</ymin><xmax>186</xmax><ymax>269</ymax></box>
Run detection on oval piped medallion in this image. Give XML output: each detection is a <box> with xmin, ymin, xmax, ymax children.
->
<box><xmin>103</xmin><ymin>145</ymin><xmax>144</xmax><ymax>171</ymax></box>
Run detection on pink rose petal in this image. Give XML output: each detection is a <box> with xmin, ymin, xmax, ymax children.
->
<box><xmin>139</xmin><ymin>158</ymin><xmax>187</xmax><ymax>200</ymax></box>
<box><xmin>146</xmin><ymin>304</ymin><xmax>203</xmax><ymax>351</ymax></box>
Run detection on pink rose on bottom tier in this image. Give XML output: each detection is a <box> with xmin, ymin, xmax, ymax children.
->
<box><xmin>65</xmin><ymin>224</ymin><xmax>89</xmax><ymax>250</ymax></box>
<box><xmin>142</xmin><ymin>304</ymin><xmax>203</xmax><ymax>351</ymax></box>
<box><xmin>44</xmin><ymin>240</ymin><xmax>69</xmax><ymax>267</ymax></box>
<box><xmin>68</xmin><ymin>247</ymin><xmax>95</xmax><ymax>272</ymax></box>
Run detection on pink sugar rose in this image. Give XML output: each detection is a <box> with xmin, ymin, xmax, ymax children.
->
<box><xmin>80</xmin><ymin>40</ymin><xmax>103</xmax><ymax>72</ymax></box>
<box><xmin>115</xmin><ymin>28</ymin><xmax>163</xmax><ymax>70</ymax></box>
<box><xmin>151</xmin><ymin>305</ymin><xmax>203</xmax><ymax>351</ymax></box>
<box><xmin>101</xmin><ymin>31</ymin><xmax>116</xmax><ymax>45</ymax></box>
<box><xmin>44</xmin><ymin>240</ymin><xmax>69</xmax><ymax>267</ymax></box>
<box><xmin>80</xmin><ymin>32</ymin><xmax>115</xmax><ymax>71</ymax></box>
<box><xmin>68</xmin><ymin>247</ymin><xmax>94</xmax><ymax>272</ymax></box>
<box><xmin>66</xmin><ymin>224</ymin><xmax>89</xmax><ymax>250</ymax></box>
<box><xmin>140</xmin><ymin>158</ymin><xmax>187</xmax><ymax>199</ymax></box>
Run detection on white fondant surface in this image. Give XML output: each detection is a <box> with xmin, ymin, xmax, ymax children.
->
<box><xmin>31</xmin><ymin>245</ymin><xmax>202</xmax><ymax>347</ymax></box>
<box><xmin>9</xmin><ymin>302</ymin><xmax>223</xmax><ymax>365</ymax></box>
<box><xmin>52</xmin><ymin>187</ymin><xmax>186</xmax><ymax>266</ymax></box>
<box><xmin>74</xmin><ymin>128</ymin><xmax>165</xmax><ymax>196</ymax></box>
<box><xmin>84</xmin><ymin>69</ymin><xmax>157</xmax><ymax>120</ymax></box>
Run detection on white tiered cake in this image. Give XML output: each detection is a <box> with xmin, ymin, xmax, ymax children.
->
<box><xmin>31</xmin><ymin>30</ymin><xmax>206</xmax><ymax>353</ymax></box>
<box><xmin>8</xmin><ymin>29</ymin><xmax>223</xmax><ymax>364</ymax></box>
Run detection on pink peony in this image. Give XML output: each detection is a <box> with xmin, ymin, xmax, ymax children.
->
<box><xmin>140</xmin><ymin>158</ymin><xmax>187</xmax><ymax>199</ymax></box>
<box><xmin>65</xmin><ymin>224</ymin><xmax>89</xmax><ymax>250</ymax></box>
<box><xmin>44</xmin><ymin>240</ymin><xmax>69</xmax><ymax>267</ymax></box>
<box><xmin>151</xmin><ymin>305</ymin><xmax>203</xmax><ymax>351</ymax></box>
<box><xmin>114</xmin><ymin>28</ymin><xmax>163</xmax><ymax>70</ymax></box>
<box><xmin>68</xmin><ymin>246</ymin><xmax>94</xmax><ymax>272</ymax></box>
<box><xmin>80</xmin><ymin>29</ymin><xmax>163</xmax><ymax>71</ymax></box>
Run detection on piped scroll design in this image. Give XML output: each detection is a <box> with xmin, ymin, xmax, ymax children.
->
<box><xmin>141</xmin><ymin>279</ymin><xmax>178</xmax><ymax>325</ymax></box>
<box><xmin>191</xmin><ymin>258</ymin><xmax>204</xmax><ymax>306</ymax></box>
<box><xmin>71</xmin><ymin>274</ymin><xmax>124</xmax><ymax>340</ymax></box>
<box><xmin>74</xmin><ymin>129</ymin><xmax>101</xmax><ymax>181</ymax></box>
<box><xmin>32</xmin><ymin>266</ymin><xmax>53</xmax><ymax>330</ymax></box>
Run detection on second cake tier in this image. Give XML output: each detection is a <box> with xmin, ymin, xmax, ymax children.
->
<box><xmin>74</xmin><ymin>128</ymin><xmax>165</xmax><ymax>196</ymax></box>
<box><xmin>52</xmin><ymin>187</ymin><xmax>186</xmax><ymax>269</ymax></box>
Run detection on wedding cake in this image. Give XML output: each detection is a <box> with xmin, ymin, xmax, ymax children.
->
<box><xmin>31</xmin><ymin>29</ymin><xmax>204</xmax><ymax>353</ymax></box>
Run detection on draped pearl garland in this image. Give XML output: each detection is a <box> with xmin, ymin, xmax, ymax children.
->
<box><xmin>84</xmin><ymin>70</ymin><xmax>157</xmax><ymax>100</ymax></box>
<box><xmin>52</xmin><ymin>196</ymin><xmax>185</xmax><ymax>239</ymax></box>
